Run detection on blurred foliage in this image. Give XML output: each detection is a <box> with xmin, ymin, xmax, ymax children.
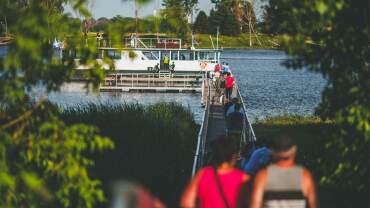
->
<box><xmin>254</xmin><ymin>115</ymin><xmax>369</xmax><ymax>207</ymax></box>
<box><xmin>264</xmin><ymin>0</ymin><xmax>370</xmax><ymax>194</ymax></box>
<box><xmin>0</xmin><ymin>0</ymin><xmax>115</xmax><ymax>207</ymax></box>
<box><xmin>62</xmin><ymin>102</ymin><xmax>198</xmax><ymax>207</ymax></box>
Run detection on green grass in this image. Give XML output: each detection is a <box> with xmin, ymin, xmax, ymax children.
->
<box><xmin>61</xmin><ymin>102</ymin><xmax>199</xmax><ymax>207</ymax></box>
<box><xmin>193</xmin><ymin>33</ymin><xmax>280</xmax><ymax>49</ymax></box>
<box><xmin>85</xmin><ymin>32</ymin><xmax>280</xmax><ymax>49</ymax></box>
<box><xmin>254</xmin><ymin>115</ymin><xmax>368</xmax><ymax>208</ymax></box>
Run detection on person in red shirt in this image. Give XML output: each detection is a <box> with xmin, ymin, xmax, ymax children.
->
<box><xmin>225</xmin><ymin>72</ymin><xmax>235</xmax><ymax>99</ymax></box>
<box><xmin>180</xmin><ymin>135</ymin><xmax>250</xmax><ymax>208</ymax></box>
<box><xmin>214</xmin><ymin>64</ymin><xmax>221</xmax><ymax>72</ymax></box>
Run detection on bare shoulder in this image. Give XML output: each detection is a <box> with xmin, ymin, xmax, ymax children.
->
<box><xmin>301</xmin><ymin>167</ymin><xmax>316</xmax><ymax>195</ymax></box>
<box><xmin>255</xmin><ymin>168</ymin><xmax>268</xmax><ymax>179</ymax></box>
<box><xmin>302</xmin><ymin>167</ymin><xmax>315</xmax><ymax>182</ymax></box>
<box><xmin>254</xmin><ymin>168</ymin><xmax>268</xmax><ymax>186</ymax></box>
<box><xmin>242</xmin><ymin>172</ymin><xmax>251</xmax><ymax>182</ymax></box>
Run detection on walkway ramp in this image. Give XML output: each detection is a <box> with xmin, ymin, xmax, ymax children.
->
<box><xmin>192</xmin><ymin>77</ymin><xmax>257</xmax><ymax>176</ymax></box>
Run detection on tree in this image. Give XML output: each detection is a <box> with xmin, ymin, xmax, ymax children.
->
<box><xmin>265</xmin><ymin>0</ymin><xmax>370</xmax><ymax>196</ymax></box>
<box><xmin>0</xmin><ymin>1</ymin><xmax>114</xmax><ymax>207</ymax></box>
<box><xmin>193</xmin><ymin>10</ymin><xmax>208</xmax><ymax>34</ymax></box>
<box><xmin>208</xmin><ymin>3</ymin><xmax>241</xmax><ymax>36</ymax></box>
<box><xmin>161</xmin><ymin>0</ymin><xmax>191</xmax><ymax>39</ymax></box>
<box><xmin>93</xmin><ymin>17</ymin><xmax>110</xmax><ymax>32</ymax></box>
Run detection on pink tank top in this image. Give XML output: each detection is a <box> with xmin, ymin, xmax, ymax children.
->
<box><xmin>198</xmin><ymin>166</ymin><xmax>245</xmax><ymax>208</ymax></box>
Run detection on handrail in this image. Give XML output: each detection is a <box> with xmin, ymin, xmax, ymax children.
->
<box><xmin>235</xmin><ymin>84</ymin><xmax>257</xmax><ymax>143</ymax></box>
<box><xmin>192</xmin><ymin>76</ymin><xmax>210</xmax><ymax>176</ymax></box>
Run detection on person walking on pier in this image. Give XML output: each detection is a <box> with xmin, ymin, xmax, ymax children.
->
<box><xmin>225</xmin><ymin>72</ymin><xmax>235</xmax><ymax>99</ymax></box>
<box><xmin>250</xmin><ymin>135</ymin><xmax>317</xmax><ymax>208</ymax></box>
<box><xmin>226</xmin><ymin>103</ymin><xmax>244</xmax><ymax>154</ymax></box>
<box><xmin>241</xmin><ymin>143</ymin><xmax>270</xmax><ymax>176</ymax></box>
<box><xmin>180</xmin><ymin>135</ymin><xmax>250</xmax><ymax>208</ymax></box>
<box><xmin>226</xmin><ymin>97</ymin><xmax>245</xmax><ymax>117</ymax></box>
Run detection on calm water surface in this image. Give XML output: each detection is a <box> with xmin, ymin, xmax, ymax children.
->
<box><xmin>223</xmin><ymin>49</ymin><xmax>326</xmax><ymax>121</ymax></box>
<box><xmin>1</xmin><ymin>47</ymin><xmax>326</xmax><ymax>123</ymax></box>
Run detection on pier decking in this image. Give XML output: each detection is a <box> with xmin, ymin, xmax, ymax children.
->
<box><xmin>192</xmin><ymin>77</ymin><xmax>257</xmax><ymax>175</ymax></box>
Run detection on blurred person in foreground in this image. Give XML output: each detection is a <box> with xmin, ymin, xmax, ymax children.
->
<box><xmin>180</xmin><ymin>135</ymin><xmax>251</xmax><ymax>208</ymax></box>
<box><xmin>111</xmin><ymin>181</ymin><xmax>165</xmax><ymax>208</ymax></box>
<box><xmin>241</xmin><ymin>141</ymin><xmax>270</xmax><ymax>176</ymax></box>
<box><xmin>250</xmin><ymin>135</ymin><xmax>317</xmax><ymax>208</ymax></box>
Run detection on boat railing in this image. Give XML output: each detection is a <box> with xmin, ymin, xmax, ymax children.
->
<box><xmin>101</xmin><ymin>72</ymin><xmax>203</xmax><ymax>89</ymax></box>
<box><xmin>123</xmin><ymin>37</ymin><xmax>182</xmax><ymax>49</ymax></box>
<box><xmin>192</xmin><ymin>77</ymin><xmax>210</xmax><ymax>176</ymax></box>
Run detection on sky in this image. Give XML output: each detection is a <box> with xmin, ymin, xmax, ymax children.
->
<box><xmin>67</xmin><ymin>0</ymin><xmax>214</xmax><ymax>19</ymax></box>
<box><xmin>65</xmin><ymin>0</ymin><xmax>264</xmax><ymax>20</ymax></box>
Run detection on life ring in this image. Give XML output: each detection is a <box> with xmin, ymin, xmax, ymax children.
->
<box><xmin>199</xmin><ymin>62</ymin><xmax>208</xmax><ymax>70</ymax></box>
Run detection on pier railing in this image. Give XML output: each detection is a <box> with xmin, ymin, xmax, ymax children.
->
<box><xmin>192</xmin><ymin>78</ymin><xmax>210</xmax><ymax>176</ymax></box>
<box><xmin>235</xmin><ymin>84</ymin><xmax>257</xmax><ymax>145</ymax></box>
<box><xmin>191</xmin><ymin>79</ymin><xmax>257</xmax><ymax>176</ymax></box>
<box><xmin>100</xmin><ymin>72</ymin><xmax>203</xmax><ymax>92</ymax></box>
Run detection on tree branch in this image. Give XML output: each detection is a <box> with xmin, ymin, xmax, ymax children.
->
<box><xmin>0</xmin><ymin>95</ymin><xmax>48</xmax><ymax>131</ymax></box>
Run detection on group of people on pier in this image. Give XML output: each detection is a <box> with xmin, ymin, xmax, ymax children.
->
<box><xmin>181</xmin><ymin>134</ymin><xmax>317</xmax><ymax>208</ymax></box>
<box><xmin>211</xmin><ymin>62</ymin><xmax>235</xmax><ymax>100</ymax></box>
<box><xmin>180</xmin><ymin>63</ymin><xmax>317</xmax><ymax>208</ymax></box>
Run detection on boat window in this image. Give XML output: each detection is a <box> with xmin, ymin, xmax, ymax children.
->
<box><xmin>143</xmin><ymin>51</ymin><xmax>159</xmax><ymax>60</ymax></box>
<box><xmin>199</xmin><ymin>52</ymin><xmax>207</xmax><ymax>60</ymax></box>
<box><xmin>161</xmin><ymin>51</ymin><xmax>170</xmax><ymax>60</ymax></box>
<box><xmin>104</xmin><ymin>50</ymin><xmax>121</xmax><ymax>59</ymax></box>
<box><xmin>171</xmin><ymin>51</ymin><xmax>179</xmax><ymax>60</ymax></box>
<box><xmin>194</xmin><ymin>52</ymin><xmax>198</xmax><ymax>60</ymax></box>
<box><xmin>179</xmin><ymin>51</ymin><xmax>191</xmax><ymax>60</ymax></box>
<box><xmin>199</xmin><ymin>52</ymin><xmax>214</xmax><ymax>60</ymax></box>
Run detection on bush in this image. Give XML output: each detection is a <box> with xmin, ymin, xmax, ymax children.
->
<box><xmin>254</xmin><ymin>115</ymin><xmax>369</xmax><ymax>208</ymax></box>
<box><xmin>61</xmin><ymin>102</ymin><xmax>198</xmax><ymax>207</ymax></box>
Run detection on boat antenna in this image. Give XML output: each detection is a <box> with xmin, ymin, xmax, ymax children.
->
<box><xmin>190</xmin><ymin>33</ymin><xmax>195</xmax><ymax>49</ymax></box>
<box><xmin>135</xmin><ymin>1</ymin><xmax>138</xmax><ymax>34</ymax></box>
<box><xmin>209</xmin><ymin>35</ymin><xmax>215</xmax><ymax>49</ymax></box>
<box><xmin>4</xmin><ymin>16</ymin><xmax>8</xmax><ymax>37</ymax></box>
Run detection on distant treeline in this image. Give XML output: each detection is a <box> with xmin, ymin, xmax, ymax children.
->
<box><xmin>80</xmin><ymin>0</ymin><xmax>275</xmax><ymax>37</ymax></box>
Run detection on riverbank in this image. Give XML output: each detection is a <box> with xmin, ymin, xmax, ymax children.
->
<box><xmin>61</xmin><ymin>103</ymin><xmax>198</xmax><ymax>207</ymax></box>
<box><xmin>254</xmin><ymin>115</ymin><xmax>368</xmax><ymax>208</ymax></box>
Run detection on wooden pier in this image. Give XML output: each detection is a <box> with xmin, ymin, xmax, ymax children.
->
<box><xmin>99</xmin><ymin>72</ymin><xmax>204</xmax><ymax>93</ymax></box>
<box><xmin>192</xmin><ymin>77</ymin><xmax>257</xmax><ymax>175</ymax></box>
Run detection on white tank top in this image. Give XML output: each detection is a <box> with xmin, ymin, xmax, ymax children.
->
<box><xmin>263</xmin><ymin>165</ymin><xmax>307</xmax><ymax>208</ymax></box>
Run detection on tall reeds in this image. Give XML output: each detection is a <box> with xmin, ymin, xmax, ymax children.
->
<box><xmin>61</xmin><ymin>102</ymin><xmax>198</xmax><ymax>206</ymax></box>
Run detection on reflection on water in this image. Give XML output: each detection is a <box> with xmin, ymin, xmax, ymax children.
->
<box><xmin>45</xmin><ymin>82</ymin><xmax>204</xmax><ymax>123</ymax></box>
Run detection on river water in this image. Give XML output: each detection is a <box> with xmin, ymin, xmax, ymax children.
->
<box><xmin>1</xmin><ymin>47</ymin><xmax>326</xmax><ymax>123</ymax></box>
<box><xmin>223</xmin><ymin>49</ymin><xmax>326</xmax><ymax>121</ymax></box>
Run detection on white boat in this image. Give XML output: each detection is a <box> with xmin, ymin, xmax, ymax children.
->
<box><xmin>74</xmin><ymin>37</ymin><xmax>222</xmax><ymax>73</ymax></box>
